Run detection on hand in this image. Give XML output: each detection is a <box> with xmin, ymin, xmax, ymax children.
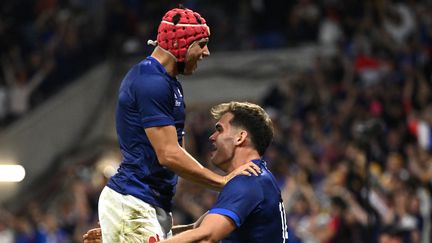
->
<box><xmin>224</xmin><ymin>161</ymin><xmax>261</xmax><ymax>184</ymax></box>
<box><xmin>83</xmin><ymin>227</ymin><xmax>102</xmax><ymax>243</ymax></box>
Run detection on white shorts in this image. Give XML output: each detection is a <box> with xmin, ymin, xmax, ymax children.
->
<box><xmin>98</xmin><ymin>186</ymin><xmax>172</xmax><ymax>243</ymax></box>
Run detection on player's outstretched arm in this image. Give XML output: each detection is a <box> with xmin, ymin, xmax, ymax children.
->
<box><xmin>160</xmin><ymin>214</ymin><xmax>236</xmax><ymax>243</ymax></box>
<box><xmin>145</xmin><ymin>126</ymin><xmax>260</xmax><ymax>190</ymax></box>
<box><xmin>82</xmin><ymin>213</ymin><xmax>228</xmax><ymax>243</ymax></box>
<box><xmin>172</xmin><ymin>211</ymin><xmax>208</xmax><ymax>235</ymax></box>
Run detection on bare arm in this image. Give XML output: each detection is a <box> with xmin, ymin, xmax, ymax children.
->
<box><xmin>146</xmin><ymin>125</ymin><xmax>224</xmax><ymax>190</ymax></box>
<box><xmin>171</xmin><ymin>224</ymin><xmax>194</xmax><ymax>235</ymax></box>
<box><xmin>172</xmin><ymin>211</ymin><xmax>208</xmax><ymax>235</ymax></box>
<box><xmin>161</xmin><ymin>214</ymin><xmax>236</xmax><ymax>243</ymax></box>
<box><xmin>83</xmin><ymin>212</ymin><xmax>210</xmax><ymax>242</ymax></box>
<box><xmin>146</xmin><ymin>126</ymin><xmax>260</xmax><ymax>191</ymax></box>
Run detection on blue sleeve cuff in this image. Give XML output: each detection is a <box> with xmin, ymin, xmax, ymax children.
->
<box><xmin>208</xmin><ymin>208</ymin><xmax>241</xmax><ymax>227</ymax></box>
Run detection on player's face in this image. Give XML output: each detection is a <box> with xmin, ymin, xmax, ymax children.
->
<box><xmin>183</xmin><ymin>38</ymin><xmax>210</xmax><ymax>75</ymax></box>
<box><xmin>208</xmin><ymin>113</ymin><xmax>239</xmax><ymax>171</ymax></box>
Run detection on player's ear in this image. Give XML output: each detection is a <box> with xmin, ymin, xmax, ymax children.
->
<box><xmin>235</xmin><ymin>130</ymin><xmax>248</xmax><ymax>145</ymax></box>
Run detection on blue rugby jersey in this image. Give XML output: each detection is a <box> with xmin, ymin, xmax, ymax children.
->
<box><xmin>107</xmin><ymin>56</ymin><xmax>185</xmax><ymax>211</ymax></box>
<box><xmin>208</xmin><ymin>159</ymin><xmax>289</xmax><ymax>243</ymax></box>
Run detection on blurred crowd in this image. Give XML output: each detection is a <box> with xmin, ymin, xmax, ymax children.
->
<box><xmin>1</xmin><ymin>0</ymin><xmax>432</xmax><ymax>243</ymax></box>
<box><xmin>263</xmin><ymin>0</ymin><xmax>432</xmax><ymax>242</ymax></box>
<box><xmin>181</xmin><ymin>1</ymin><xmax>432</xmax><ymax>243</ymax></box>
<box><xmin>0</xmin><ymin>0</ymin><xmax>110</xmax><ymax>127</ymax></box>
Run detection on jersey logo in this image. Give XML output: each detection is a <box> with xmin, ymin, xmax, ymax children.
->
<box><xmin>174</xmin><ymin>92</ymin><xmax>182</xmax><ymax>107</ymax></box>
<box><xmin>177</xmin><ymin>88</ymin><xmax>183</xmax><ymax>97</ymax></box>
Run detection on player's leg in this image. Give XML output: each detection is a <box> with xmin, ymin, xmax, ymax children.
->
<box><xmin>98</xmin><ymin>186</ymin><xmax>172</xmax><ymax>243</ymax></box>
<box><xmin>98</xmin><ymin>186</ymin><xmax>124</xmax><ymax>242</ymax></box>
<box><xmin>119</xmin><ymin>193</ymin><xmax>172</xmax><ymax>242</ymax></box>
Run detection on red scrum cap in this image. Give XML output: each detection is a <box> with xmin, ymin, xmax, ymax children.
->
<box><xmin>154</xmin><ymin>7</ymin><xmax>210</xmax><ymax>63</ymax></box>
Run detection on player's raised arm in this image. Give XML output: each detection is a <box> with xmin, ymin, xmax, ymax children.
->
<box><xmin>145</xmin><ymin>125</ymin><xmax>260</xmax><ymax>190</ymax></box>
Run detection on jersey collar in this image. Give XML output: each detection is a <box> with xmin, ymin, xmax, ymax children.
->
<box><xmin>147</xmin><ymin>56</ymin><xmax>177</xmax><ymax>81</ymax></box>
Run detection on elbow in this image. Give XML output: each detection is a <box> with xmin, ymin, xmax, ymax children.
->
<box><xmin>156</xmin><ymin>145</ymin><xmax>181</xmax><ymax>167</ymax></box>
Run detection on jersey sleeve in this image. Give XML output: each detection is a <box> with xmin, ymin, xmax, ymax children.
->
<box><xmin>208</xmin><ymin>175</ymin><xmax>263</xmax><ymax>228</ymax></box>
<box><xmin>132</xmin><ymin>73</ymin><xmax>175</xmax><ymax>128</ymax></box>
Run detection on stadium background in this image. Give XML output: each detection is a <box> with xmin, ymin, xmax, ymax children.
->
<box><xmin>0</xmin><ymin>0</ymin><xmax>431</xmax><ymax>242</ymax></box>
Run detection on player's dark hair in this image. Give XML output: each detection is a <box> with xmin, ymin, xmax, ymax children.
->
<box><xmin>211</xmin><ymin>102</ymin><xmax>273</xmax><ymax>156</ymax></box>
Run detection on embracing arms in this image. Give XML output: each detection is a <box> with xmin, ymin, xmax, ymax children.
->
<box><xmin>161</xmin><ymin>213</ymin><xmax>236</xmax><ymax>243</ymax></box>
<box><xmin>145</xmin><ymin>125</ymin><xmax>259</xmax><ymax>190</ymax></box>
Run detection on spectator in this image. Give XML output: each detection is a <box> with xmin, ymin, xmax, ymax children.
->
<box><xmin>1</xmin><ymin>53</ymin><xmax>53</xmax><ymax>120</ymax></box>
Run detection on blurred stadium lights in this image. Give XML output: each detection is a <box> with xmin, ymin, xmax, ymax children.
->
<box><xmin>0</xmin><ymin>164</ymin><xmax>26</xmax><ymax>182</ymax></box>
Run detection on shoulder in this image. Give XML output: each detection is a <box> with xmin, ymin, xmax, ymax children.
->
<box><xmin>223</xmin><ymin>175</ymin><xmax>263</xmax><ymax>199</ymax></box>
<box><xmin>137</xmin><ymin>57</ymin><xmax>167</xmax><ymax>77</ymax></box>
<box><xmin>133</xmin><ymin>59</ymin><xmax>169</xmax><ymax>86</ymax></box>
<box><xmin>129</xmin><ymin>65</ymin><xmax>171</xmax><ymax>97</ymax></box>
<box><xmin>227</xmin><ymin>174</ymin><xmax>259</xmax><ymax>185</ymax></box>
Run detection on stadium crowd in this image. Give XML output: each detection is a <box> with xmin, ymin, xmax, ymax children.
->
<box><xmin>1</xmin><ymin>0</ymin><xmax>432</xmax><ymax>242</ymax></box>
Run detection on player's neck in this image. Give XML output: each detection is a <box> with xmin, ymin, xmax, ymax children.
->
<box><xmin>151</xmin><ymin>47</ymin><xmax>178</xmax><ymax>77</ymax></box>
<box><xmin>226</xmin><ymin>148</ymin><xmax>261</xmax><ymax>174</ymax></box>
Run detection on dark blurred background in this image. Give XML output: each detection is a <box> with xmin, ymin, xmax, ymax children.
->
<box><xmin>0</xmin><ymin>0</ymin><xmax>431</xmax><ymax>242</ymax></box>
